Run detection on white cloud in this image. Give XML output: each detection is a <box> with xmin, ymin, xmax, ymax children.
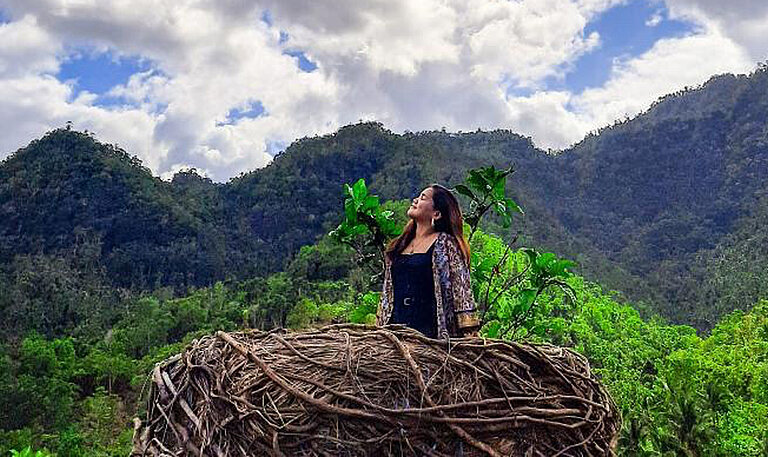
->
<box><xmin>506</xmin><ymin>91</ymin><xmax>588</xmax><ymax>149</ymax></box>
<box><xmin>0</xmin><ymin>0</ymin><xmax>339</xmax><ymax>179</ymax></box>
<box><xmin>0</xmin><ymin>14</ymin><xmax>59</xmax><ymax>77</ymax></box>
<box><xmin>576</xmin><ymin>0</ymin><xmax>630</xmax><ymax>18</ymax></box>
<box><xmin>664</xmin><ymin>0</ymin><xmax>768</xmax><ymax>61</ymax></box>
<box><xmin>573</xmin><ymin>31</ymin><xmax>753</xmax><ymax>129</ymax></box>
<box><xmin>0</xmin><ymin>73</ymin><xmax>164</xmax><ymax>169</ymax></box>
<box><xmin>493</xmin><ymin>30</ymin><xmax>753</xmax><ymax>150</ymax></box>
<box><xmin>645</xmin><ymin>11</ymin><xmax>663</xmax><ymax>27</ymax></box>
<box><xmin>0</xmin><ymin>0</ymin><xmax>762</xmax><ymax>180</ymax></box>
<box><xmin>462</xmin><ymin>0</ymin><xmax>603</xmax><ymax>86</ymax></box>
<box><xmin>254</xmin><ymin>0</ymin><xmax>618</xmax><ymax>140</ymax></box>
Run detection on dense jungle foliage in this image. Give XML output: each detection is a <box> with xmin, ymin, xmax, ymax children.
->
<box><xmin>2</xmin><ymin>225</ymin><xmax>767</xmax><ymax>456</ymax></box>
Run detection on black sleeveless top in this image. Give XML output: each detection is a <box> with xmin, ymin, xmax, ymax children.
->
<box><xmin>390</xmin><ymin>241</ymin><xmax>438</xmax><ymax>338</ymax></box>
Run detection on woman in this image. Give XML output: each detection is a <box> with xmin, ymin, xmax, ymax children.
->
<box><xmin>376</xmin><ymin>184</ymin><xmax>480</xmax><ymax>339</ymax></box>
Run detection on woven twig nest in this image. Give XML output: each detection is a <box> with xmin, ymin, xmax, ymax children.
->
<box><xmin>132</xmin><ymin>324</ymin><xmax>619</xmax><ymax>456</ymax></box>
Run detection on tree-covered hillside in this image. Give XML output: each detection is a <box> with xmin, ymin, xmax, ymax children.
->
<box><xmin>548</xmin><ymin>66</ymin><xmax>768</xmax><ymax>326</ymax></box>
<box><xmin>0</xmin><ymin>129</ymin><xmax>232</xmax><ymax>291</ymax></box>
<box><xmin>2</xmin><ymin>66</ymin><xmax>768</xmax><ymax>328</ymax></box>
<box><xmin>2</xmin><ymin>141</ymin><xmax>768</xmax><ymax>454</ymax></box>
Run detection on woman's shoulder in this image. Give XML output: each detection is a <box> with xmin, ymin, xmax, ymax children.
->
<box><xmin>437</xmin><ymin>231</ymin><xmax>459</xmax><ymax>245</ymax></box>
<box><xmin>436</xmin><ymin>232</ymin><xmax>463</xmax><ymax>257</ymax></box>
<box><xmin>436</xmin><ymin>231</ymin><xmax>454</xmax><ymax>242</ymax></box>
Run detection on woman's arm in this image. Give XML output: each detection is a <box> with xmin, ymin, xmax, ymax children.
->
<box><xmin>445</xmin><ymin>236</ymin><xmax>480</xmax><ymax>337</ymax></box>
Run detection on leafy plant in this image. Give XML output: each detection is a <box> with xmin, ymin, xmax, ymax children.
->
<box><xmin>453</xmin><ymin>165</ymin><xmax>522</xmax><ymax>243</ymax></box>
<box><xmin>452</xmin><ymin>166</ymin><xmax>576</xmax><ymax>334</ymax></box>
<box><xmin>329</xmin><ymin>179</ymin><xmax>401</xmax><ymax>283</ymax></box>
<box><xmin>472</xmin><ymin>234</ymin><xmax>577</xmax><ymax>339</ymax></box>
<box><xmin>348</xmin><ymin>292</ymin><xmax>380</xmax><ymax>325</ymax></box>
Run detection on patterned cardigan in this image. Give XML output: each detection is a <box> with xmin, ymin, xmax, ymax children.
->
<box><xmin>376</xmin><ymin>231</ymin><xmax>480</xmax><ymax>339</ymax></box>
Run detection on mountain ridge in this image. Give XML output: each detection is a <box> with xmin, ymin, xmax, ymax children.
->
<box><xmin>2</xmin><ymin>66</ymin><xmax>768</xmax><ymax>328</ymax></box>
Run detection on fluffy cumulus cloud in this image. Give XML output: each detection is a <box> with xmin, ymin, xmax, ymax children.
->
<box><xmin>664</xmin><ymin>0</ymin><xmax>768</xmax><ymax>61</ymax></box>
<box><xmin>0</xmin><ymin>15</ymin><xmax>59</xmax><ymax>77</ymax></box>
<box><xmin>0</xmin><ymin>0</ymin><xmax>763</xmax><ymax>180</ymax></box>
<box><xmin>510</xmin><ymin>31</ymin><xmax>753</xmax><ymax>147</ymax></box>
<box><xmin>0</xmin><ymin>0</ymin><xmax>339</xmax><ymax>179</ymax></box>
<box><xmin>573</xmin><ymin>31</ymin><xmax>752</xmax><ymax>127</ymax></box>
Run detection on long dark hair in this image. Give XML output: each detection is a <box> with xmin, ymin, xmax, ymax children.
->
<box><xmin>385</xmin><ymin>184</ymin><xmax>470</xmax><ymax>265</ymax></box>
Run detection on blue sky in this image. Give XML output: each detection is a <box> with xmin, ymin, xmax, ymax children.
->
<box><xmin>0</xmin><ymin>0</ymin><xmax>760</xmax><ymax>180</ymax></box>
<box><xmin>219</xmin><ymin>101</ymin><xmax>267</xmax><ymax>126</ymax></box>
<box><xmin>283</xmin><ymin>50</ymin><xmax>318</xmax><ymax>73</ymax></box>
<box><xmin>506</xmin><ymin>0</ymin><xmax>694</xmax><ymax>96</ymax></box>
<box><xmin>57</xmin><ymin>51</ymin><xmax>151</xmax><ymax>104</ymax></box>
<box><xmin>562</xmin><ymin>0</ymin><xmax>694</xmax><ymax>92</ymax></box>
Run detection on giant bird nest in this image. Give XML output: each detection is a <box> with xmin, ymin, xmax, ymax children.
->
<box><xmin>132</xmin><ymin>324</ymin><xmax>619</xmax><ymax>456</ymax></box>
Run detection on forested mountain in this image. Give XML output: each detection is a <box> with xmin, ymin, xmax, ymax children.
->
<box><xmin>547</xmin><ymin>68</ymin><xmax>768</xmax><ymax>326</ymax></box>
<box><xmin>2</xmin><ymin>66</ymin><xmax>767</xmax><ymax>329</ymax></box>
<box><xmin>7</xmin><ymin>132</ymin><xmax>252</xmax><ymax>294</ymax></box>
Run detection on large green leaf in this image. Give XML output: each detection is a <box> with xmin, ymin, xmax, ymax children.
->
<box><xmin>549</xmin><ymin>259</ymin><xmax>577</xmax><ymax>278</ymax></box>
<box><xmin>344</xmin><ymin>199</ymin><xmax>357</xmax><ymax>224</ymax></box>
<box><xmin>517</xmin><ymin>288</ymin><xmax>537</xmax><ymax>312</ymax></box>
<box><xmin>536</xmin><ymin>252</ymin><xmax>556</xmax><ymax>269</ymax></box>
<box><xmin>467</xmin><ymin>169</ymin><xmax>491</xmax><ymax>193</ymax></box>
<box><xmin>493</xmin><ymin>201</ymin><xmax>513</xmax><ymax>228</ymax></box>
<box><xmin>491</xmin><ymin>171</ymin><xmax>506</xmax><ymax>200</ymax></box>
<box><xmin>454</xmin><ymin>184</ymin><xmax>477</xmax><ymax>201</ymax></box>
<box><xmin>352</xmin><ymin>178</ymin><xmax>367</xmax><ymax>201</ymax></box>
<box><xmin>362</xmin><ymin>195</ymin><xmax>379</xmax><ymax>211</ymax></box>
<box><xmin>506</xmin><ymin>197</ymin><xmax>523</xmax><ymax>214</ymax></box>
<box><xmin>521</xmin><ymin>247</ymin><xmax>539</xmax><ymax>266</ymax></box>
<box><xmin>351</xmin><ymin>224</ymin><xmax>369</xmax><ymax>236</ymax></box>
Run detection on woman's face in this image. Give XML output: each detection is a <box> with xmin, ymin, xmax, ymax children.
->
<box><xmin>407</xmin><ymin>187</ymin><xmax>439</xmax><ymax>221</ymax></box>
